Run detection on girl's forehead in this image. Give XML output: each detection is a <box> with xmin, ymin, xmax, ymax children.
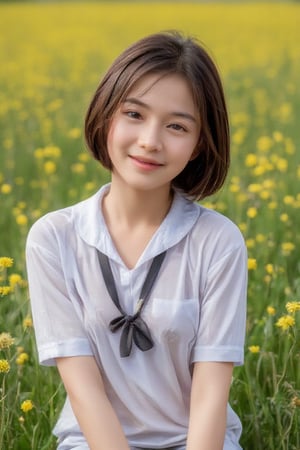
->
<box><xmin>125</xmin><ymin>72</ymin><xmax>195</xmax><ymax>102</ymax></box>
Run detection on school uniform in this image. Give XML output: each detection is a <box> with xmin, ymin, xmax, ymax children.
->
<box><xmin>26</xmin><ymin>183</ymin><xmax>247</xmax><ymax>450</ymax></box>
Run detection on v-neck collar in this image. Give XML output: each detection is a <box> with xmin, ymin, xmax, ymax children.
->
<box><xmin>74</xmin><ymin>183</ymin><xmax>201</xmax><ymax>268</ymax></box>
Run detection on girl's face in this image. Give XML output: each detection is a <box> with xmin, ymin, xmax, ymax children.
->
<box><xmin>107</xmin><ymin>73</ymin><xmax>201</xmax><ymax>195</ymax></box>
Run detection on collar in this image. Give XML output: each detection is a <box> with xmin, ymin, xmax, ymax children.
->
<box><xmin>73</xmin><ymin>183</ymin><xmax>201</xmax><ymax>267</ymax></box>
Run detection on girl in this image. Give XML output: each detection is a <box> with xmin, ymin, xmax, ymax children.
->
<box><xmin>26</xmin><ymin>31</ymin><xmax>247</xmax><ymax>450</ymax></box>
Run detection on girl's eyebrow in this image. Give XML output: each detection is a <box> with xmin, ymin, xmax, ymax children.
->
<box><xmin>123</xmin><ymin>97</ymin><xmax>197</xmax><ymax>123</ymax></box>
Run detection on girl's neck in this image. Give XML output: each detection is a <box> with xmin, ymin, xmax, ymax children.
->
<box><xmin>101</xmin><ymin>180</ymin><xmax>173</xmax><ymax>268</ymax></box>
<box><xmin>103</xmin><ymin>181</ymin><xmax>173</xmax><ymax>230</ymax></box>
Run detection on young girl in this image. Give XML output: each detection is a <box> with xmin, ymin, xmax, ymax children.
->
<box><xmin>26</xmin><ymin>31</ymin><xmax>247</xmax><ymax>450</ymax></box>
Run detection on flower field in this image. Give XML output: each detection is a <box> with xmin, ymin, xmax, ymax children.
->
<box><xmin>0</xmin><ymin>2</ymin><xmax>300</xmax><ymax>449</ymax></box>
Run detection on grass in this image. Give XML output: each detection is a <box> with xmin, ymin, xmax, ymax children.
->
<box><xmin>0</xmin><ymin>2</ymin><xmax>300</xmax><ymax>449</ymax></box>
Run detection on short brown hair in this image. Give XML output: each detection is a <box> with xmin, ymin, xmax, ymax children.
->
<box><xmin>85</xmin><ymin>31</ymin><xmax>230</xmax><ymax>200</ymax></box>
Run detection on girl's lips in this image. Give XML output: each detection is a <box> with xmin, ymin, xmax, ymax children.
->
<box><xmin>129</xmin><ymin>155</ymin><xmax>163</xmax><ymax>169</ymax></box>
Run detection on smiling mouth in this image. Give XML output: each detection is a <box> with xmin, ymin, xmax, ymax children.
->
<box><xmin>129</xmin><ymin>155</ymin><xmax>163</xmax><ymax>166</ymax></box>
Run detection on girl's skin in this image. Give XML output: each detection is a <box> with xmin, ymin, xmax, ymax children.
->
<box><xmin>56</xmin><ymin>72</ymin><xmax>234</xmax><ymax>450</ymax></box>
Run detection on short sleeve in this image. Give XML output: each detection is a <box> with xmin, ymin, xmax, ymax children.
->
<box><xmin>26</xmin><ymin>218</ymin><xmax>93</xmax><ymax>366</ymax></box>
<box><xmin>191</xmin><ymin>243</ymin><xmax>247</xmax><ymax>366</ymax></box>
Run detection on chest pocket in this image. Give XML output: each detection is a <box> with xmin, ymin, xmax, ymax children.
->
<box><xmin>144</xmin><ymin>297</ymin><xmax>199</xmax><ymax>344</ymax></box>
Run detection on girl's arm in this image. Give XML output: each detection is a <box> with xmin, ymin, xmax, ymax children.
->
<box><xmin>186</xmin><ymin>361</ymin><xmax>234</xmax><ymax>450</ymax></box>
<box><xmin>56</xmin><ymin>355</ymin><xmax>130</xmax><ymax>450</ymax></box>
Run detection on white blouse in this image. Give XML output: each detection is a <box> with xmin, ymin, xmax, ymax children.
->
<box><xmin>26</xmin><ymin>184</ymin><xmax>247</xmax><ymax>450</ymax></box>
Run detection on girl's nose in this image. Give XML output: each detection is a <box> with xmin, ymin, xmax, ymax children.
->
<box><xmin>138</xmin><ymin>122</ymin><xmax>162</xmax><ymax>152</ymax></box>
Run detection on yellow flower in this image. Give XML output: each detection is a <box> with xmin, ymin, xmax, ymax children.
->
<box><xmin>276</xmin><ymin>315</ymin><xmax>295</xmax><ymax>331</ymax></box>
<box><xmin>280</xmin><ymin>213</ymin><xmax>289</xmax><ymax>223</ymax></box>
<box><xmin>281</xmin><ymin>242</ymin><xmax>295</xmax><ymax>255</ymax></box>
<box><xmin>16</xmin><ymin>214</ymin><xmax>28</xmax><ymax>226</ymax></box>
<box><xmin>257</xmin><ymin>136</ymin><xmax>273</xmax><ymax>152</ymax></box>
<box><xmin>20</xmin><ymin>400</ymin><xmax>34</xmax><ymax>413</ymax></box>
<box><xmin>23</xmin><ymin>316</ymin><xmax>33</xmax><ymax>328</ymax></box>
<box><xmin>71</xmin><ymin>162</ymin><xmax>85</xmax><ymax>174</ymax></box>
<box><xmin>286</xmin><ymin>302</ymin><xmax>300</xmax><ymax>314</ymax></box>
<box><xmin>43</xmin><ymin>160</ymin><xmax>56</xmax><ymax>175</ymax></box>
<box><xmin>283</xmin><ymin>195</ymin><xmax>294</xmax><ymax>205</ymax></box>
<box><xmin>248</xmin><ymin>345</ymin><xmax>260</xmax><ymax>353</ymax></box>
<box><xmin>9</xmin><ymin>273</ymin><xmax>22</xmax><ymax>289</ymax></box>
<box><xmin>246</xmin><ymin>238</ymin><xmax>255</xmax><ymax>249</ymax></box>
<box><xmin>265</xmin><ymin>264</ymin><xmax>274</xmax><ymax>275</ymax></box>
<box><xmin>68</xmin><ymin>128</ymin><xmax>81</xmax><ymax>139</ymax></box>
<box><xmin>1</xmin><ymin>183</ymin><xmax>12</xmax><ymax>194</ymax></box>
<box><xmin>276</xmin><ymin>157</ymin><xmax>288</xmax><ymax>172</ymax></box>
<box><xmin>247</xmin><ymin>183</ymin><xmax>261</xmax><ymax>193</ymax></box>
<box><xmin>0</xmin><ymin>286</ymin><xmax>11</xmax><ymax>296</ymax></box>
<box><xmin>0</xmin><ymin>359</ymin><xmax>10</xmax><ymax>373</ymax></box>
<box><xmin>248</xmin><ymin>258</ymin><xmax>257</xmax><ymax>270</ymax></box>
<box><xmin>273</xmin><ymin>131</ymin><xmax>283</xmax><ymax>142</ymax></box>
<box><xmin>0</xmin><ymin>332</ymin><xmax>15</xmax><ymax>349</ymax></box>
<box><xmin>247</xmin><ymin>207</ymin><xmax>257</xmax><ymax>219</ymax></box>
<box><xmin>0</xmin><ymin>257</ymin><xmax>14</xmax><ymax>268</ymax></box>
<box><xmin>16</xmin><ymin>352</ymin><xmax>29</xmax><ymax>365</ymax></box>
<box><xmin>267</xmin><ymin>306</ymin><xmax>276</xmax><ymax>316</ymax></box>
<box><xmin>291</xmin><ymin>397</ymin><xmax>300</xmax><ymax>407</ymax></box>
<box><xmin>44</xmin><ymin>145</ymin><xmax>61</xmax><ymax>159</ymax></box>
<box><xmin>245</xmin><ymin>153</ymin><xmax>257</xmax><ymax>167</ymax></box>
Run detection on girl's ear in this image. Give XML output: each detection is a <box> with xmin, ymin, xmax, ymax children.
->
<box><xmin>189</xmin><ymin>146</ymin><xmax>200</xmax><ymax>161</ymax></box>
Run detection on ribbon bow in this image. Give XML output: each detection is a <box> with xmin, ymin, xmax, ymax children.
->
<box><xmin>109</xmin><ymin>313</ymin><xmax>154</xmax><ymax>357</ymax></box>
<box><xmin>98</xmin><ymin>250</ymin><xmax>166</xmax><ymax>358</ymax></box>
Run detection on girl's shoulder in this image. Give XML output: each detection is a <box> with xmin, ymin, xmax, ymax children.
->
<box><xmin>26</xmin><ymin>190</ymin><xmax>100</xmax><ymax>250</ymax></box>
<box><xmin>192</xmin><ymin>203</ymin><xmax>246</xmax><ymax>253</ymax></box>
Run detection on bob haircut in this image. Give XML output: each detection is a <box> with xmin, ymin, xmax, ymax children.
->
<box><xmin>85</xmin><ymin>31</ymin><xmax>230</xmax><ymax>201</ymax></box>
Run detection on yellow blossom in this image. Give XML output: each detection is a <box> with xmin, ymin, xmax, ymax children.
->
<box><xmin>264</xmin><ymin>275</ymin><xmax>272</xmax><ymax>284</ymax></box>
<box><xmin>276</xmin><ymin>157</ymin><xmax>288</xmax><ymax>172</ymax></box>
<box><xmin>78</xmin><ymin>152</ymin><xmax>90</xmax><ymax>162</ymax></box>
<box><xmin>16</xmin><ymin>352</ymin><xmax>29</xmax><ymax>365</ymax></box>
<box><xmin>280</xmin><ymin>213</ymin><xmax>289</xmax><ymax>222</ymax></box>
<box><xmin>246</xmin><ymin>238</ymin><xmax>255</xmax><ymax>249</ymax></box>
<box><xmin>265</xmin><ymin>264</ymin><xmax>274</xmax><ymax>275</ymax></box>
<box><xmin>283</xmin><ymin>195</ymin><xmax>294</xmax><ymax>205</ymax></box>
<box><xmin>0</xmin><ymin>359</ymin><xmax>10</xmax><ymax>373</ymax></box>
<box><xmin>0</xmin><ymin>332</ymin><xmax>15</xmax><ymax>349</ymax></box>
<box><xmin>248</xmin><ymin>345</ymin><xmax>260</xmax><ymax>353</ymax></box>
<box><xmin>291</xmin><ymin>397</ymin><xmax>300</xmax><ymax>407</ymax></box>
<box><xmin>71</xmin><ymin>163</ymin><xmax>85</xmax><ymax>174</ymax></box>
<box><xmin>9</xmin><ymin>273</ymin><xmax>22</xmax><ymax>289</ymax></box>
<box><xmin>247</xmin><ymin>207</ymin><xmax>257</xmax><ymax>219</ymax></box>
<box><xmin>68</xmin><ymin>128</ymin><xmax>81</xmax><ymax>139</ymax></box>
<box><xmin>23</xmin><ymin>316</ymin><xmax>33</xmax><ymax>328</ymax></box>
<box><xmin>43</xmin><ymin>160</ymin><xmax>56</xmax><ymax>175</ymax></box>
<box><xmin>267</xmin><ymin>306</ymin><xmax>276</xmax><ymax>316</ymax></box>
<box><xmin>281</xmin><ymin>242</ymin><xmax>295</xmax><ymax>255</ymax></box>
<box><xmin>1</xmin><ymin>183</ymin><xmax>12</xmax><ymax>194</ymax></box>
<box><xmin>248</xmin><ymin>258</ymin><xmax>257</xmax><ymax>270</ymax></box>
<box><xmin>276</xmin><ymin>315</ymin><xmax>295</xmax><ymax>331</ymax></box>
<box><xmin>286</xmin><ymin>302</ymin><xmax>300</xmax><ymax>314</ymax></box>
<box><xmin>247</xmin><ymin>183</ymin><xmax>261</xmax><ymax>193</ymax></box>
<box><xmin>268</xmin><ymin>201</ymin><xmax>278</xmax><ymax>210</ymax></box>
<box><xmin>0</xmin><ymin>257</ymin><xmax>14</xmax><ymax>268</ymax></box>
<box><xmin>257</xmin><ymin>135</ymin><xmax>273</xmax><ymax>152</ymax></box>
<box><xmin>16</xmin><ymin>214</ymin><xmax>28</xmax><ymax>226</ymax></box>
<box><xmin>20</xmin><ymin>400</ymin><xmax>34</xmax><ymax>413</ymax></box>
<box><xmin>245</xmin><ymin>153</ymin><xmax>257</xmax><ymax>167</ymax></box>
<box><xmin>0</xmin><ymin>286</ymin><xmax>11</xmax><ymax>296</ymax></box>
<box><xmin>273</xmin><ymin>131</ymin><xmax>283</xmax><ymax>142</ymax></box>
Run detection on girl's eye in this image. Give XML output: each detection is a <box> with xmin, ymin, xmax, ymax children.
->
<box><xmin>125</xmin><ymin>111</ymin><xmax>142</xmax><ymax>120</ymax></box>
<box><xmin>168</xmin><ymin>123</ymin><xmax>187</xmax><ymax>132</ymax></box>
